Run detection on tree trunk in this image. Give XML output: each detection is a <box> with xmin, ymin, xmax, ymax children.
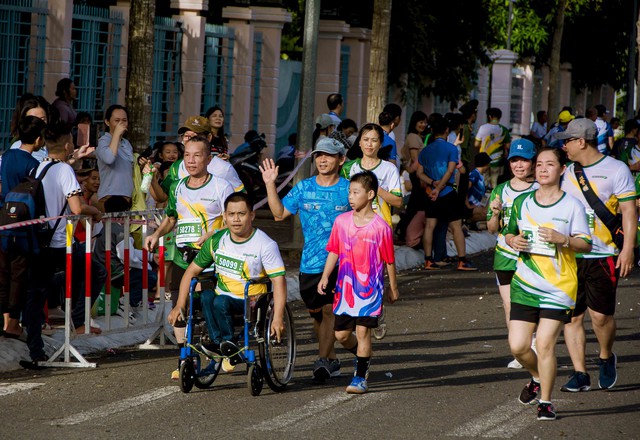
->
<box><xmin>125</xmin><ymin>0</ymin><xmax>155</xmax><ymax>153</ymax></box>
<box><xmin>547</xmin><ymin>0</ymin><xmax>567</xmax><ymax>120</ymax></box>
<box><xmin>366</xmin><ymin>0</ymin><xmax>393</xmax><ymax>123</ymax></box>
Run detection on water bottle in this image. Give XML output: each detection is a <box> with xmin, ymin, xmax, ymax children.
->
<box><xmin>140</xmin><ymin>168</ymin><xmax>154</xmax><ymax>193</ymax></box>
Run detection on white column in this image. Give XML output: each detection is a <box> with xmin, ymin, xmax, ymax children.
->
<box><xmin>251</xmin><ymin>6</ymin><xmax>291</xmax><ymax>158</ymax></box>
<box><xmin>342</xmin><ymin>27</ymin><xmax>370</xmax><ymax>126</ymax></box>
<box><xmin>490</xmin><ymin>49</ymin><xmax>518</xmax><ymax>125</ymax></box>
<box><xmin>314</xmin><ymin>20</ymin><xmax>350</xmax><ymax>119</ymax></box>
<box><xmin>44</xmin><ymin>0</ymin><xmax>73</xmax><ymax>101</ymax></box>
<box><xmin>172</xmin><ymin>0</ymin><xmax>208</xmax><ymax>123</ymax></box>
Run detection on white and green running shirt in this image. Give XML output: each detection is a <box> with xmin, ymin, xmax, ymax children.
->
<box><xmin>194</xmin><ymin>228</ymin><xmax>286</xmax><ymax>299</ymax></box>
<box><xmin>341</xmin><ymin>158</ymin><xmax>402</xmax><ymax>227</ymax></box>
<box><xmin>504</xmin><ymin>191</ymin><xmax>591</xmax><ymax>310</ymax></box>
<box><xmin>166</xmin><ymin>174</ymin><xmax>234</xmax><ymax>268</ymax></box>
<box><xmin>561</xmin><ymin>156</ymin><xmax>637</xmax><ymax>258</ymax></box>
<box><xmin>487</xmin><ymin>180</ymin><xmax>539</xmax><ymax>271</ymax></box>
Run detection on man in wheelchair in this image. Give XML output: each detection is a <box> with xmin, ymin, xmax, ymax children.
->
<box><xmin>167</xmin><ymin>192</ymin><xmax>287</xmax><ymax>363</ymax></box>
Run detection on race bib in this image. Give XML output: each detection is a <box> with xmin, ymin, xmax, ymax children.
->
<box><xmin>585</xmin><ymin>208</ymin><xmax>595</xmax><ymax>232</ymax></box>
<box><xmin>214</xmin><ymin>249</ymin><xmax>246</xmax><ymax>281</ymax></box>
<box><xmin>502</xmin><ymin>204</ymin><xmax>512</xmax><ymax>228</ymax></box>
<box><xmin>521</xmin><ymin>225</ymin><xmax>555</xmax><ymax>257</ymax></box>
<box><xmin>175</xmin><ymin>219</ymin><xmax>202</xmax><ymax>245</ymax></box>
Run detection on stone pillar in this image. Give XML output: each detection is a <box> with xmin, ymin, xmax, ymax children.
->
<box><xmin>314</xmin><ymin>20</ymin><xmax>350</xmax><ymax>119</ymax></box>
<box><xmin>490</xmin><ymin>49</ymin><xmax>518</xmax><ymax>125</ymax></box>
<box><xmin>251</xmin><ymin>6</ymin><xmax>291</xmax><ymax>158</ymax></box>
<box><xmin>172</xmin><ymin>0</ymin><xmax>207</xmax><ymax>124</ymax></box>
<box><xmin>111</xmin><ymin>1</ymin><xmax>131</xmax><ymax>105</ymax></box>
<box><xmin>223</xmin><ymin>6</ymin><xmax>255</xmax><ymax>148</ymax></box>
<box><xmin>511</xmin><ymin>64</ymin><xmax>533</xmax><ymax>137</ymax></box>
<box><xmin>44</xmin><ymin>0</ymin><xmax>73</xmax><ymax>101</ymax></box>
<box><xmin>342</xmin><ymin>26</ymin><xmax>370</xmax><ymax>125</ymax></box>
<box><xmin>558</xmin><ymin>62</ymin><xmax>572</xmax><ymax>110</ymax></box>
<box><xmin>475</xmin><ymin>65</ymin><xmax>491</xmax><ymax>125</ymax></box>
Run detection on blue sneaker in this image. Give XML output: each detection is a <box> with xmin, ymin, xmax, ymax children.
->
<box><xmin>598</xmin><ymin>353</ymin><xmax>617</xmax><ymax>389</ymax></box>
<box><xmin>346</xmin><ymin>376</ymin><xmax>368</xmax><ymax>394</ymax></box>
<box><xmin>560</xmin><ymin>371</ymin><xmax>591</xmax><ymax>392</ymax></box>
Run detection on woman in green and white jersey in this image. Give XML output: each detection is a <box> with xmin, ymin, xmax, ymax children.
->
<box><xmin>486</xmin><ymin>139</ymin><xmax>538</xmax><ymax>368</ymax></box>
<box><xmin>504</xmin><ymin>148</ymin><xmax>592</xmax><ymax>421</ymax></box>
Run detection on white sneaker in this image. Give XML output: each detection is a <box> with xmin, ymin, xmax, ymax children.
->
<box><xmin>507</xmin><ymin>358</ymin><xmax>523</xmax><ymax>369</ymax></box>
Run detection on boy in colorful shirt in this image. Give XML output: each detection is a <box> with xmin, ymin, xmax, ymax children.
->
<box><xmin>167</xmin><ymin>192</ymin><xmax>287</xmax><ymax>360</ymax></box>
<box><xmin>318</xmin><ymin>171</ymin><xmax>399</xmax><ymax>394</ymax></box>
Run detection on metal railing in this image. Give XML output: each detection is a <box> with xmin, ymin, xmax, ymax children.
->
<box><xmin>0</xmin><ymin>0</ymin><xmax>47</xmax><ymax>151</ymax></box>
<box><xmin>150</xmin><ymin>16</ymin><xmax>183</xmax><ymax>144</ymax></box>
<box><xmin>70</xmin><ymin>4</ymin><xmax>123</xmax><ymax>122</ymax></box>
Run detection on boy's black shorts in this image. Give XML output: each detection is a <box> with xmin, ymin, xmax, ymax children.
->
<box><xmin>495</xmin><ymin>270</ymin><xmax>515</xmax><ymax>286</ymax></box>
<box><xmin>299</xmin><ymin>271</ymin><xmax>337</xmax><ymax>311</ymax></box>
<box><xmin>334</xmin><ymin>314</ymin><xmax>379</xmax><ymax>331</ymax></box>
<box><xmin>510</xmin><ymin>302</ymin><xmax>573</xmax><ymax>324</ymax></box>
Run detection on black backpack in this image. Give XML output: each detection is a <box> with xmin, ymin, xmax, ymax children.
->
<box><xmin>0</xmin><ymin>162</ymin><xmax>66</xmax><ymax>254</ymax></box>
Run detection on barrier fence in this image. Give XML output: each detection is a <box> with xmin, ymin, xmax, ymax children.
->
<box><xmin>0</xmin><ymin>157</ymin><xmax>312</xmax><ymax>369</ymax></box>
<box><xmin>0</xmin><ymin>209</ymin><xmax>172</xmax><ymax>368</ymax></box>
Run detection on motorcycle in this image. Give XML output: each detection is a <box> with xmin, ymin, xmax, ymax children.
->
<box><xmin>230</xmin><ymin>131</ymin><xmax>293</xmax><ymax>202</ymax></box>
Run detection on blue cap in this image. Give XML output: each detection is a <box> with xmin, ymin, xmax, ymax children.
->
<box><xmin>507</xmin><ymin>138</ymin><xmax>536</xmax><ymax>160</ymax></box>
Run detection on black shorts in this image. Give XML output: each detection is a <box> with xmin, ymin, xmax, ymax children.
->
<box><xmin>169</xmin><ymin>263</ymin><xmax>186</xmax><ymax>295</ymax></box>
<box><xmin>495</xmin><ymin>270</ymin><xmax>515</xmax><ymax>286</ymax></box>
<box><xmin>575</xmin><ymin>257</ymin><xmax>618</xmax><ymax>316</ymax></box>
<box><xmin>425</xmin><ymin>190</ymin><xmax>462</xmax><ymax>222</ymax></box>
<box><xmin>334</xmin><ymin>314</ymin><xmax>379</xmax><ymax>331</ymax></box>
<box><xmin>299</xmin><ymin>271</ymin><xmax>337</xmax><ymax>311</ymax></box>
<box><xmin>510</xmin><ymin>302</ymin><xmax>573</xmax><ymax>324</ymax></box>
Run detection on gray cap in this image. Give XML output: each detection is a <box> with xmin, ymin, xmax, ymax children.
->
<box><xmin>313</xmin><ymin>137</ymin><xmax>346</xmax><ymax>156</ymax></box>
<box><xmin>315</xmin><ymin>114</ymin><xmax>334</xmax><ymax>129</ymax></box>
<box><xmin>554</xmin><ymin>118</ymin><xmax>597</xmax><ymax>141</ymax></box>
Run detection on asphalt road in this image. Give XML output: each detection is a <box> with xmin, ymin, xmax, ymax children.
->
<box><xmin>1</xmin><ymin>251</ymin><xmax>639</xmax><ymax>439</ymax></box>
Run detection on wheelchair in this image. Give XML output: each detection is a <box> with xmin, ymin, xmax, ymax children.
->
<box><xmin>177</xmin><ymin>276</ymin><xmax>296</xmax><ymax>396</ymax></box>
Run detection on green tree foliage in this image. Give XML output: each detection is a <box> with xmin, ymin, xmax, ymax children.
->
<box><xmin>562</xmin><ymin>0</ymin><xmax>634</xmax><ymax>91</ymax></box>
<box><xmin>388</xmin><ymin>0</ymin><xmax>499</xmax><ymax>102</ymax></box>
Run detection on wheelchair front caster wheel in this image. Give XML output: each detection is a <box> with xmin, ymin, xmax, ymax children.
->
<box><xmin>179</xmin><ymin>360</ymin><xmax>195</xmax><ymax>393</ymax></box>
<box><xmin>248</xmin><ymin>364</ymin><xmax>263</xmax><ymax>396</ymax></box>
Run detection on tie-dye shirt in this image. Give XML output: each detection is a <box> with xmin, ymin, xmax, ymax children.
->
<box><xmin>326</xmin><ymin>211</ymin><xmax>395</xmax><ymax>317</ymax></box>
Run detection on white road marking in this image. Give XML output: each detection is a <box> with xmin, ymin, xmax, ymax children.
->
<box><xmin>0</xmin><ymin>382</ymin><xmax>45</xmax><ymax>396</ymax></box>
<box><xmin>249</xmin><ymin>391</ymin><xmax>388</xmax><ymax>432</ymax></box>
<box><xmin>447</xmin><ymin>399</ymin><xmax>570</xmax><ymax>438</ymax></box>
<box><xmin>50</xmin><ymin>386</ymin><xmax>179</xmax><ymax>426</ymax></box>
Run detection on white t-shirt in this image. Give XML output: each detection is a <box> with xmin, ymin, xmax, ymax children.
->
<box><xmin>37</xmin><ymin>159</ymin><xmax>82</xmax><ymax>248</ymax></box>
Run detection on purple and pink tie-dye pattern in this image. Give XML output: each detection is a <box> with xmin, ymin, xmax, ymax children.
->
<box><xmin>326</xmin><ymin>211</ymin><xmax>394</xmax><ymax>317</ymax></box>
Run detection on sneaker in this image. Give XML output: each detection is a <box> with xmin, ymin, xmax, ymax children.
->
<box><xmin>456</xmin><ymin>260</ymin><xmax>478</xmax><ymax>271</ymax></box>
<box><xmin>346</xmin><ymin>376</ymin><xmax>368</xmax><ymax>394</ymax></box>
<box><xmin>424</xmin><ymin>260</ymin><xmax>440</xmax><ymax>270</ymax></box>
<box><xmin>597</xmin><ymin>353</ymin><xmax>617</xmax><ymax>389</ymax></box>
<box><xmin>537</xmin><ymin>402</ymin><xmax>556</xmax><ymax>421</ymax></box>
<box><xmin>518</xmin><ymin>378</ymin><xmax>540</xmax><ymax>405</ymax></box>
<box><xmin>200</xmin><ymin>342</ymin><xmax>221</xmax><ymax>358</ymax></box>
<box><xmin>313</xmin><ymin>358</ymin><xmax>331</xmax><ymax>380</ymax></box>
<box><xmin>220</xmin><ymin>340</ymin><xmax>243</xmax><ymax>365</ymax></box>
<box><xmin>560</xmin><ymin>371</ymin><xmax>591</xmax><ymax>392</ymax></box>
<box><xmin>507</xmin><ymin>358</ymin><xmax>523</xmax><ymax>369</ymax></box>
<box><xmin>327</xmin><ymin>358</ymin><xmax>341</xmax><ymax>377</ymax></box>
<box><xmin>221</xmin><ymin>358</ymin><xmax>236</xmax><ymax>373</ymax></box>
<box><xmin>170</xmin><ymin>368</ymin><xmax>179</xmax><ymax>380</ymax></box>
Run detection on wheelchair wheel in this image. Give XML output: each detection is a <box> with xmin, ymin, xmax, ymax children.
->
<box><xmin>258</xmin><ymin>300</ymin><xmax>296</xmax><ymax>392</ymax></box>
<box><xmin>179</xmin><ymin>360</ymin><xmax>195</xmax><ymax>393</ymax></box>
<box><xmin>248</xmin><ymin>364</ymin><xmax>263</xmax><ymax>396</ymax></box>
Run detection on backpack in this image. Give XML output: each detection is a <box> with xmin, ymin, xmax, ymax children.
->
<box><xmin>0</xmin><ymin>162</ymin><xmax>66</xmax><ymax>254</ymax></box>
